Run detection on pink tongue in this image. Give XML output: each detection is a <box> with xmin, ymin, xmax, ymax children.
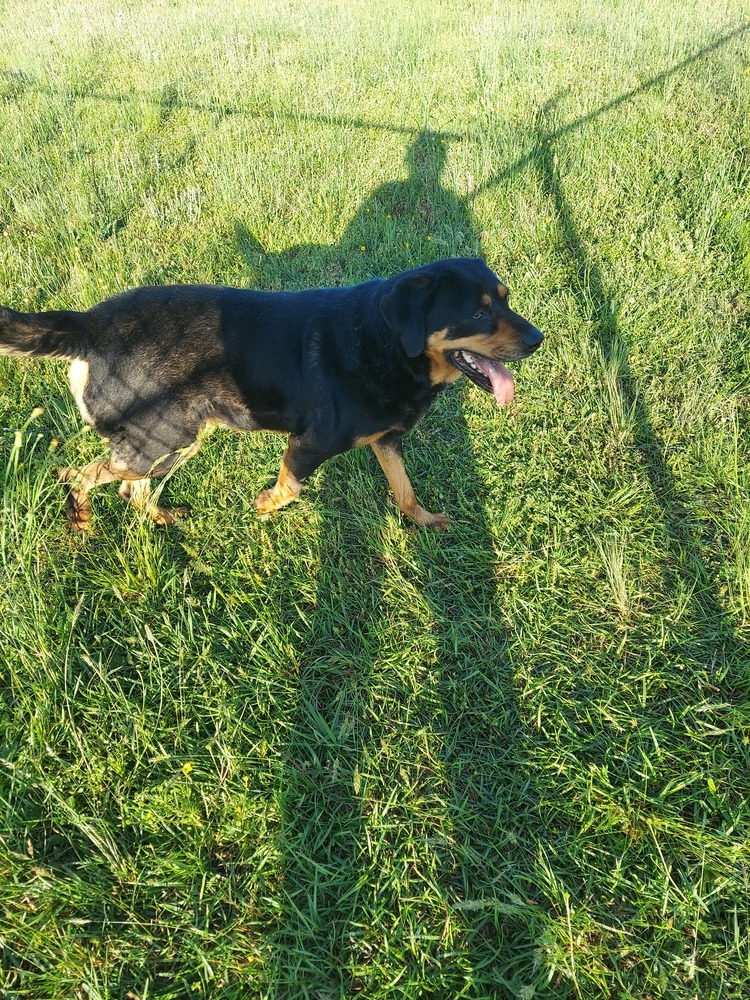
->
<box><xmin>487</xmin><ymin>360</ymin><xmax>515</xmax><ymax>407</ymax></box>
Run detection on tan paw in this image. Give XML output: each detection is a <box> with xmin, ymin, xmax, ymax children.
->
<box><xmin>149</xmin><ymin>504</ymin><xmax>191</xmax><ymax>526</ymax></box>
<box><xmin>64</xmin><ymin>489</ymin><xmax>92</xmax><ymax>532</ymax></box>
<box><xmin>254</xmin><ymin>488</ymin><xmax>282</xmax><ymax>518</ymax></box>
<box><xmin>414</xmin><ymin>507</ymin><xmax>451</xmax><ymax>531</ymax></box>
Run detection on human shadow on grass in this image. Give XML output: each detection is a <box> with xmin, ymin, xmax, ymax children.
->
<box><xmin>235</xmin><ymin>128</ymin><xmax>481</xmax><ymax>289</ymax></box>
<box><xmin>260</xmin><ymin>132</ymin><xmax>550</xmax><ymax>997</ymax></box>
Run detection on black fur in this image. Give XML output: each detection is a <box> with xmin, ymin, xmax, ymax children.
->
<box><xmin>0</xmin><ymin>257</ymin><xmax>543</xmax><ymax>526</ymax></box>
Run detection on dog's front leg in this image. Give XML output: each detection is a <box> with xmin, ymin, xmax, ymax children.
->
<box><xmin>371</xmin><ymin>433</ymin><xmax>450</xmax><ymax>530</ymax></box>
<box><xmin>254</xmin><ymin>435</ymin><xmax>327</xmax><ymax>518</ymax></box>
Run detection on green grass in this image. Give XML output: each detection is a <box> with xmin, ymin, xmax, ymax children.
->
<box><xmin>1</xmin><ymin>0</ymin><xmax>749</xmax><ymax>996</ymax></box>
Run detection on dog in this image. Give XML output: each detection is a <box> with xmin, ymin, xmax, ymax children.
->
<box><xmin>0</xmin><ymin>257</ymin><xmax>543</xmax><ymax>531</ymax></box>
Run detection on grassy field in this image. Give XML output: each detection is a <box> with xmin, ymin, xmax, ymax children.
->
<box><xmin>1</xmin><ymin>0</ymin><xmax>749</xmax><ymax>996</ymax></box>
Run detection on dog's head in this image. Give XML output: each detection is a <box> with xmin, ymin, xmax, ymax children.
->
<box><xmin>380</xmin><ymin>257</ymin><xmax>543</xmax><ymax>406</ymax></box>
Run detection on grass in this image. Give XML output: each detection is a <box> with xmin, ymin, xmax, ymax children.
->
<box><xmin>1</xmin><ymin>0</ymin><xmax>749</xmax><ymax>996</ymax></box>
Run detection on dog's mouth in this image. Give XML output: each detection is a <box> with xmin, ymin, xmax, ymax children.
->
<box><xmin>449</xmin><ymin>350</ymin><xmax>515</xmax><ymax>407</ymax></box>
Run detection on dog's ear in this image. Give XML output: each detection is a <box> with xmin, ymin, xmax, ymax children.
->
<box><xmin>380</xmin><ymin>274</ymin><xmax>435</xmax><ymax>358</ymax></box>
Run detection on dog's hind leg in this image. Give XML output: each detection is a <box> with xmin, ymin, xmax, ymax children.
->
<box><xmin>57</xmin><ymin>459</ymin><xmax>122</xmax><ymax>531</ymax></box>
<box><xmin>58</xmin><ymin>453</ymin><xmax>192</xmax><ymax>530</ymax></box>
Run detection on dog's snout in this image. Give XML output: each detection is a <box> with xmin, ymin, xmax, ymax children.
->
<box><xmin>523</xmin><ymin>326</ymin><xmax>544</xmax><ymax>351</ymax></box>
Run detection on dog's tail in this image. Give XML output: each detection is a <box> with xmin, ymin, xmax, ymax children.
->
<box><xmin>0</xmin><ymin>306</ymin><xmax>91</xmax><ymax>360</ymax></box>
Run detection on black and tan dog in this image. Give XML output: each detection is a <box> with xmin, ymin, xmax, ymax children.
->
<box><xmin>0</xmin><ymin>258</ymin><xmax>542</xmax><ymax>530</ymax></box>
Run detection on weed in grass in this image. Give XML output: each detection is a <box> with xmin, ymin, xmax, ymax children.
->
<box><xmin>593</xmin><ymin>531</ymin><xmax>632</xmax><ymax>621</ymax></box>
<box><xmin>728</xmin><ymin>505</ymin><xmax>750</xmax><ymax>626</ymax></box>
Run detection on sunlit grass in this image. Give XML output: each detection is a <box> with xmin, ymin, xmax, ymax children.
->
<box><xmin>1</xmin><ymin>1</ymin><xmax>749</xmax><ymax>997</ymax></box>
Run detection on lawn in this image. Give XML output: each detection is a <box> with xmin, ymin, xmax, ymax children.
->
<box><xmin>1</xmin><ymin>1</ymin><xmax>749</xmax><ymax>997</ymax></box>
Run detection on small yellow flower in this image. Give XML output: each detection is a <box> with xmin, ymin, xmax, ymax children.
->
<box><xmin>405</xmin><ymin>241</ymin><xmax>410</xmax><ymax>248</ymax></box>
<box><xmin>181</xmin><ymin>762</ymin><xmax>193</xmax><ymax>775</ymax></box>
<box><xmin>360</xmin><ymin>245</ymin><xmax>366</xmax><ymax>251</ymax></box>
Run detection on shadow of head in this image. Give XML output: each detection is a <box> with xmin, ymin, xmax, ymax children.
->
<box><xmin>404</xmin><ymin>128</ymin><xmax>451</xmax><ymax>180</ymax></box>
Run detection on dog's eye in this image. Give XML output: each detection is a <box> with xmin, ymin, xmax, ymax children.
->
<box><xmin>472</xmin><ymin>310</ymin><xmax>485</xmax><ymax>320</ymax></box>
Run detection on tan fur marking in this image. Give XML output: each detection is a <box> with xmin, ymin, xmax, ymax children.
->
<box><xmin>480</xmin><ymin>293</ymin><xmax>492</xmax><ymax>306</ymax></box>
<box><xmin>352</xmin><ymin>427</ymin><xmax>405</xmax><ymax>449</ymax></box>
<box><xmin>58</xmin><ymin>459</ymin><xmax>123</xmax><ymax>492</ymax></box>
<box><xmin>175</xmin><ymin>438</ymin><xmax>202</xmax><ymax>464</ymax></box>
<box><xmin>370</xmin><ymin>441</ymin><xmax>450</xmax><ymax>530</ymax></box>
<box><xmin>254</xmin><ymin>448</ymin><xmax>303</xmax><ymax>517</ymax></box>
<box><xmin>58</xmin><ymin>459</ymin><xmax>123</xmax><ymax>531</ymax></box>
<box><xmin>197</xmin><ymin>418</ymin><xmax>221</xmax><ymax>441</ymax></box>
<box><xmin>353</xmin><ymin>431</ymin><xmax>387</xmax><ymax>448</ymax></box>
<box><xmin>425</xmin><ymin>329</ymin><xmax>464</xmax><ymax>385</ymax></box>
<box><xmin>425</xmin><ymin>325</ymin><xmax>523</xmax><ymax>386</ymax></box>
<box><xmin>69</xmin><ymin>359</ymin><xmax>94</xmax><ymax>425</ymax></box>
<box><xmin>118</xmin><ymin>478</ymin><xmax>190</xmax><ymax>525</ymax></box>
<box><xmin>497</xmin><ymin>283</ymin><xmax>509</xmax><ymax>299</ymax></box>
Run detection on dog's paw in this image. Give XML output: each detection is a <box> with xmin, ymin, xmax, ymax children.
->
<box><xmin>255</xmin><ymin>480</ymin><xmax>301</xmax><ymax>518</ymax></box>
<box><xmin>426</xmin><ymin>513</ymin><xmax>451</xmax><ymax>532</ymax></box>
<box><xmin>150</xmin><ymin>503</ymin><xmax>191</xmax><ymax>526</ymax></box>
<box><xmin>414</xmin><ymin>507</ymin><xmax>451</xmax><ymax>531</ymax></box>
<box><xmin>254</xmin><ymin>488</ymin><xmax>280</xmax><ymax>518</ymax></box>
<box><xmin>64</xmin><ymin>490</ymin><xmax>93</xmax><ymax>532</ymax></box>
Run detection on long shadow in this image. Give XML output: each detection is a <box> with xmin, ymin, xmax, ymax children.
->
<box><xmin>3</xmin><ymin>18</ymin><xmax>746</xmax><ymax>211</ymax></box>
<box><xmin>535</xmin><ymin>96</ymin><xmax>743</xmax><ymax>654</ymax></box>
<box><xmin>532</xmin><ymin>95</ymin><xmax>750</xmax><ymax>937</ymax></box>
<box><xmin>472</xmin><ymin>21</ymin><xmax>749</xmax><ymax>200</ymax></box>
<box><xmin>0</xmin><ymin>68</ymin><xmax>463</xmax><ymax>145</ymax></box>
<box><xmin>263</xmin><ymin>132</ymin><xmax>546</xmax><ymax>995</ymax></box>
<box><xmin>525</xmin><ymin>98</ymin><xmax>750</xmax><ymax>988</ymax></box>
<box><xmin>407</xmin><ymin>388</ymin><xmax>551</xmax><ymax>992</ymax></box>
